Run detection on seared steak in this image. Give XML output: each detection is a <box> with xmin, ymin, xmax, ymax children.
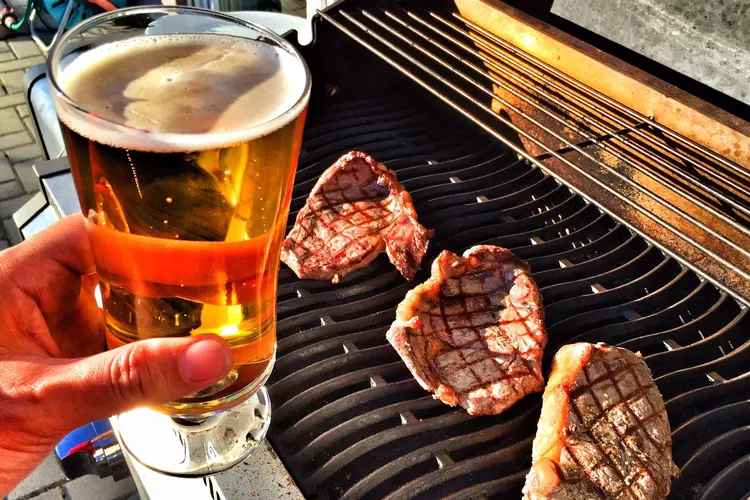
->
<box><xmin>386</xmin><ymin>245</ymin><xmax>546</xmax><ymax>415</ymax></box>
<box><xmin>524</xmin><ymin>343</ymin><xmax>678</xmax><ymax>500</ymax></box>
<box><xmin>280</xmin><ymin>151</ymin><xmax>432</xmax><ymax>282</ymax></box>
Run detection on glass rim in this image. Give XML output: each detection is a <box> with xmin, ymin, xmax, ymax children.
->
<box><xmin>46</xmin><ymin>5</ymin><xmax>312</xmax><ymax>144</ymax></box>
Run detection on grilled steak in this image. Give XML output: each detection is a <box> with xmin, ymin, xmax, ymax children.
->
<box><xmin>524</xmin><ymin>343</ymin><xmax>678</xmax><ymax>500</ymax></box>
<box><xmin>281</xmin><ymin>151</ymin><xmax>432</xmax><ymax>282</ymax></box>
<box><xmin>386</xmin><ymin>245</ymin><xmax>546</xmax><ymax>415</ymax></box>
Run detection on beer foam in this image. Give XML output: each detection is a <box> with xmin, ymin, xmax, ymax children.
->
<box><xmin>55</xmin><ymin>34</ymin><xmax>309</xmax><ymax>152</ymax></box>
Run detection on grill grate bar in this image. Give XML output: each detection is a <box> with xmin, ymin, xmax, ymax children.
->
<box><xmin>398</xmin><ymin>10</ymin><xmax>750</xmax><ymax>222</ymax></box>
<box><xmin>345</xmin><ymin>8</ymin><xmax>749</xmax><ymax>259</ymax></box>
<box><xmin>434</xmin><ymin>13</ymin><xmax>750</xmax><ymax>202</ymax></box>
<box><xmin>441</xmin><ymin>470</ymin><xmax>528</xmax><ymax>500</ymax></box>
<box><xmin>333</xmin><ymin>403</ymin><xmax>538</xmax><ymax>499</ymax></box>
<box><xmin>319</xmin><ymin>8</ymin><xmax>750</xmax><ymax>295</ymax></box>
<box><xmin>380</xmin><ymin>437</ymin><xmax>533</xmax><ymax>500</ymax></box>
<box><xmin>307</xmin><ymin>411</ymin><xmax>474</xmax><ymax>487</ymax></box>
<box><xmin>450</xmin><ymin>12</ymin><xmax>750</xmax><ymax>184</ymax></box>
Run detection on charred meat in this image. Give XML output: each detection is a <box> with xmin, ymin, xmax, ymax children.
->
<box><xmin>281</xmin><ymin>151</ymin><xmax>432</xmax><ymax>282</ymax></box>
<box><xmin>386</xmin><ymin>245</ymin><xmax>546</xmax><ymax>415</ymax></box>
<box><xmin>524</xmin><ymin>343</ymin><xmax>677</xmax><ymax>500</ymax></box>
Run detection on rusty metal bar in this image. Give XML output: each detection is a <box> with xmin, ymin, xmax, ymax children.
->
<box><xmin>451</xmin><ymin>12</ymin><xmax>750</xmax><ymax>183</ymax></box>
<box><xmin>411</xmin><ymin>12</ymin><xmax>750</xmax><ymax>210</ymax></box>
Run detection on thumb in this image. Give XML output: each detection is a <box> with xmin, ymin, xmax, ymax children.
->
<box><xmin>46</xmin><ymin>334</ymin><xmax>232</xmax><ymax>432</ymax></box>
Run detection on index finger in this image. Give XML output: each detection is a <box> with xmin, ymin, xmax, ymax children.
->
<box><xmin>16</xmin><ymin>214</ymin><xmax>96</xmax><ymax>277</ymax></box>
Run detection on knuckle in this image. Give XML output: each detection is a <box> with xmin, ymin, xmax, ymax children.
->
<box><xmin>108</xmin><ymin>344</ymin><xmax>150</xmax><ymax>404</ymax></box>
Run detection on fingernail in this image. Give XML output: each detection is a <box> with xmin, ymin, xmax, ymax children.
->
<box><xmin>179</xmin><ymin>337</ymin><xmax>232</xmax><ymax>383</ymax></box>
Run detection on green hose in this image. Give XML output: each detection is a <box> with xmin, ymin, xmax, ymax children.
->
<box><xmin>9</xmin><ymin>0</ymin><xmax>36</xmax><ymax>30</ymax></box>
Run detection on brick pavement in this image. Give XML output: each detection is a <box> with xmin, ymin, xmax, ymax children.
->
<box><xmin>0</xmin><ymin>37</ymin><xmax>45</xmax><ymax>250</ymax></box>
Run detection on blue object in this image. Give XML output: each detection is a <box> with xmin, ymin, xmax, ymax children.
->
<box><xmin>8</xmin><ymin>0</ymin><xmax>127</xmax><ymax>33</ymax></box>
<box><xmin>37</xmin><ymin>0</ymin><xmax>127</xmax><ymax>31</ymax></box>
<box><xmin>55</xmin><ymin>419</ymin><xmax>114</xmax><ymax>460</ymax></box>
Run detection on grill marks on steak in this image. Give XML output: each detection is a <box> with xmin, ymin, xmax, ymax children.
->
<box><xmin>386</xmin><ymin>245</ymin><xmax>547</xmax><ymax>415</ymax></box>
<box><xmin>524</xmin><ymin>343</ymin><xmax>678</xmax><ymax>500</ymax></box>
<box><xmin>281</xmin><ymin>151</ymin><xmax>432</xmax><ymax>282</ymax></box>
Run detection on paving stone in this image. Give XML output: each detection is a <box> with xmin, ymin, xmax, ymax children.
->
<box><xmin>0</xmin><ymin>155</ymin><xmax>15</xmax><ymax>183</ymax></box>
<box><xmin>0</xmin><ymin>55</ymin><xmax>45</xmax><ymax>72</ymax></box>
<box><xmin>0</xmin><ymin>192</ymin><xmax>32</xmax><ymax>218</ymax></box>
<box><xmin>0</xmin><ymin>40</ymin><xmax>10</xmax><ymax>53</ymax></box>
<box><xmin>1</xmin><ymin>69</ymin><xmax>26</xmax><ymax>95</ymax></box>
<box><xmin>62</xmin><ymin>474</ymin><xmax>137</xmax><ymax>500</ymax></box>
<box><xmin>31</xmin><ymin>486</ymin><xmax>66</xmax><ymax>500</ymax></box>
<box><xmin>0</xmin><ymin>130</ymin><xmax>33</xmax><ymax>149</ymax></box>
<box><xmin>17</xmin><ymin>103</ymin><xmax>31</xmax><ymax>118</ymax></box>
<box><xmin>3</xmin><ymin>216</ymin><xmax>22</xmax><ymax>245</ymax></box>
<box><xmin>5</xmin><ymin>142</ymin><xmax>43</xmax><ymax>163</ymax></box>
<box><xmin>14</xmin><ymin>159</ymin><xmax>41</xmax><ymax>193</ymax></box>
<box><xmin>0</xmin><ymin>93</ymin><xmax>27</xmax><ymax>108</ymax></box>
<box><xmin>0</xmin><ymin>180</ymin><xmax>23</xmax><ymax>200</ymax></box>
<box><xmin>0</xmin><ymin>51</ymin><xmax>18</xmax><ymax>63</ymax></box>
<box><xmin>23</xmin><ymin>117</ymin><xmax>39</xmax><ymax>141</ymax></box>
<box><xmin>0</xmin><ymin>107</ymin><xmax>25</xmax><ymax>134</ymax></box>
<box><xmin>9</xmin><ymin>38</ymin><xmax>42</xmax><ymax>59</ymax></box>
<box><xmin>281</xmin><ymin>0</ymin><xmax>305</xmax><ymax>13</ymax></box>
<box><xmin>7</xmin><ymin>454</ymin><xmax>66</xmax><ymax>500</ymax></box>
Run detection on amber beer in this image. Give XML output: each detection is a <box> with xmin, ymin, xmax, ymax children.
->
<box><xmin>56</xmin><ymin>33</ymin><xmax>308</xmax><ymax>414</ymax></box>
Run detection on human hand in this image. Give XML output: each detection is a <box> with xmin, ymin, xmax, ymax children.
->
<box><xmin>0</xmin><ymin>215</ymin><xmax>233</xmax><ymax>496</ymax></box>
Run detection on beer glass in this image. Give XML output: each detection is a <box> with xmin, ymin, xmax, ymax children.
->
<box><xmin>47</xmin><ymin>6</ymin><xmax>310</xmax><ymax>475</ymax></box>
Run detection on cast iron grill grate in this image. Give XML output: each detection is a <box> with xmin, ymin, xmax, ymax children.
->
<box><xmin>265</xmin><ymin>90</ymin><xmax>748</xmax><ymax>499</ymax></box>
<box><xmin>264</xmin><ymin>3</ymin><xmax>750</xmax><ymax>498</ymax></box>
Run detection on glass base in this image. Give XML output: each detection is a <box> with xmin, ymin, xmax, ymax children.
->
<box><xmin>116</xmin><ymin>386</ymin><xmax>271</xmax><ymax>477</ymax></box>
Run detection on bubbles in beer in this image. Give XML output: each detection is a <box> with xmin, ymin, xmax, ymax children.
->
<box><xmin>56</xmin><ymin>34</ymin><xmax>309</xmax><ymax>152</ymax></box>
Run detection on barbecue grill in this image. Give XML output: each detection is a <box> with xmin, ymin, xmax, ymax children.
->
<box><xmin>12</xmin><ymin>1</ymin><xmax>750</xmax><ymax>498</ymax></box>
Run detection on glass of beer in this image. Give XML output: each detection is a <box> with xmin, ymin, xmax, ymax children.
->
<box><xmin>47</xmin><ymin>6</ymin><xmax>310</xmax><ymax>475</ymax></box>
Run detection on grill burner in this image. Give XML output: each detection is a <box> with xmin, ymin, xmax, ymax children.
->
<box><xmin>266</xmin><ymin>2</ymin><xmax>750</xmax><ymax>498</ymax></box>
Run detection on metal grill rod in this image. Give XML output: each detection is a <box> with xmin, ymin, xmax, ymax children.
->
<box><xmin>315</xmin><ymin>9</ymin><xmax>750</xmax><ymax>304</ymax></box>
<box><xmin>407</xmin><ymin>11</ymin><xmax>750</xmax><ymax>216</ymax></box>
<box><xmin>451</xmin><ymin>12</ymin><xmax>750</xmax><ymax>182</ymax></box>
<box><xmin>433</xmin><ymin>14</ymin><xmax>750</xmax><ymax>202</ymax></box>
<box><xmin>369</xmin><ymin>9</ymin><xmax>750</xmax><ymax>237</ymax></box>
<box><xmin>333</xmin><ymin>9</ymin><xmax>750</xmax><ymax>273</ymax></box>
